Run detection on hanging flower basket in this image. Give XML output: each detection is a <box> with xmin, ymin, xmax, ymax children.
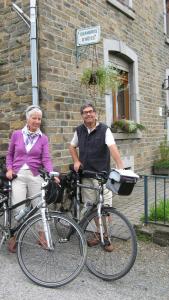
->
<box><xmin>80</xmin><ymin>65</ymin><xmax>123</xmax><ymax>97</ymax></box>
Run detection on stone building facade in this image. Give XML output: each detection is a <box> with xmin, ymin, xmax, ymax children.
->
<box><xmin>0</xmin><ymin>0</ymin><xmax>169</xmax><ymax>174</ymax></box>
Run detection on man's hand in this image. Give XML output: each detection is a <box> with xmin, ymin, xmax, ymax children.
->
<box><xmin>74</xmin><ymin>161</ymin><xmax>81</xmax><ymax>172</ymax></box>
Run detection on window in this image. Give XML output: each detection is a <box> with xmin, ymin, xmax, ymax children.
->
<box><xmin>164</xmin><ymin>0</ymin><xmax>169</xmax><ymax>38</ymax></box>
<box><xmin>107</xmin><ymin>0</ymin><xmax>135</xmax><ymax>20</ymax></box>
<box><xmin>165</xmin><ymin>69</ymin><xmax>169</xmax><ymax>141</ymax></box>
<box><xmin>109</xmin><ymin>53</ymin><xmax>131</xmax><ymax>123</ymax></box>
<box><xmin>104</xmin><ymin>39</ymin><xmax>140</xmax><ymax>129</ymax></box>
<box><xmin>166</xmin><ymin>0</ymin><xmax>169</xmax><ymax>35</ymax></box>
<box><xmin>113</xmin><ymin>71</ymin><xmax>129</xmax><ymax>121</ymax></box>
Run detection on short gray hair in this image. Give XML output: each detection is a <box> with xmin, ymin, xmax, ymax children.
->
<box><xmin>80</xmin><ymin>103</ymin><xmax>96</xmax><ymax>115</ymax></box>
<box><xmin>25</xmin><ymin>105</ymin><xmax>42</xmax><ymax>120</ymax></box>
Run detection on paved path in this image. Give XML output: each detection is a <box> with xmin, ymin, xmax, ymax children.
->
<box><xmin>112</xmin><ymin>177</ymin><xmax>145</xmax><ymax>225</ymax></box>
<box><xmin>1</xmin><ymin>176</ymin><xmax>169</xmax><ymax>300</ymax></box>
<box><xmin>113</xmin><ymin>176</ymin><xmax>169</xmax><ymax>226</ymax></box>
<box><xmin>1</xmin><ymin>240</ymin><xmax>169</xmax><ymax>300</ymax></box>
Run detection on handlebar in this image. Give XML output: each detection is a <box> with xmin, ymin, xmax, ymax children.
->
<box><xmin>39</xmin><ymin>169</ymin><xmax>60</xmax><ymax>180</ymax></box>
<box><xmin>68</xmin><ymin>164</ymin><xmax>108</xmax><ymax>181</ymax></box>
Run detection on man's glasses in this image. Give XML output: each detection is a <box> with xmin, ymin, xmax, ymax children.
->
<box><xmin>82</xmin><ymin>110</ymin><xmax>94</xmax><ymax>115</ymax></box>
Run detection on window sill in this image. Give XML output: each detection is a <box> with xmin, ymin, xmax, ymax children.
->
<box><xmin>107</xmin><ymin>0</ymin><xmax>135</xmax><ymax>20</ymax></box>
<box><xmin>113</xmin><ymin>130</ymin><xmax>142</xmax><ymax>140</ymax></box>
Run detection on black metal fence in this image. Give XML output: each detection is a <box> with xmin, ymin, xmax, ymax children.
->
<box><xmin>144</xmin><ymin>175</ymin><xmax>169</xmax><ymax>227</ymax></box>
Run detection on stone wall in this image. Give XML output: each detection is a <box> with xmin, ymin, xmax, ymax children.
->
<box><xmin>0</xmin><ymin>0</ymin><xmax>169</xmax><ymax>173</ymax></box>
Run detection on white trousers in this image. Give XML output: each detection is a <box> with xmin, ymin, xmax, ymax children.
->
<box><xmin>81</xmin><ymin>178</ymin><xmax>113</xmax><ymax>207</ymax></box>
<box><xmin>12</xmin><ymin>169</ymin><xmax>44</xmax><ymax>215</ymax></box>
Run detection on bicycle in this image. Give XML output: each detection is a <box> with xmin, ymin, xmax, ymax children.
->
<box><xmin>59</xmin><ymin>165</ymin><xmax>138</xmax><ymax>281</ymax></box>
<box><xmin>0</xmin><ymin>169</ymin><xmax>87</xmax><ymax>288</ymax></box>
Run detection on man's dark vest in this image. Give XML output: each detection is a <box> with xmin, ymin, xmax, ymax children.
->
<box><xmin>76</xmin><ymin>123</ymin><xmax>110</xmax><ymax>173</ymax></box>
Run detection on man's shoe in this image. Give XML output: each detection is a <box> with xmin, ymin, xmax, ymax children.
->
<box><xmin>103</xmin><ymin>236</ymin><xmax>114</xmax><ymax>252</ymax></box>
<box><xmin>87</xmin><ymin>233</ymin><xmax>100</xmax><ymax>247</ymax></box>
<box><xmin>104</xmin><ymin>243</ymin><xmax>114</xmax><ymax>252</ymax></box>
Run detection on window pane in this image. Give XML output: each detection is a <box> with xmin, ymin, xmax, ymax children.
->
<box><xmin>113</xmin><ymin>72</ymin><xmax>129</xmax><ymax>121</ymax></box>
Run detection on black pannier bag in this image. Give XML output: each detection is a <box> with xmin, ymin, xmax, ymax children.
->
<box><xmin>106</xmin><ymin>168</ymin><xmax>139</xmax><ymax>196</ymax></box>
<box><xmin>0</xmin><ymin>156</ymin><xmax>8</xmax><ymax>191</ymax></box>
<box><xmin>45</xmin><ymin>180</ymin><xmax>62</xmax><ymax>205</ymax></box>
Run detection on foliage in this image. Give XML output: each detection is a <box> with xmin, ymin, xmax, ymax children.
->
<box><xmin>136</xmin><ymin>231</ymin><xmax>152</xmax><ymax>242</ymax></box>
<box><xmin>148</xmin><ymin>199</ymin><xmax>169</xmax><ymax>222</ymax></box>
<box><xmin>0</xmin><ymin>59</ymin><xmax>5</xmax><ymax>65</ymax></box>
<box><xmin>80</xmin><ymin>65</ymin><xmax>122</xmax><ymax>95</ymax></box>
<box><xmin>153</xmin><ymin>136</ymin><xmax>169</xmax><ymax>169</ymax></box>
<box><xmin>153</xmin><ymin>160</ymin><xmax>169</xmax><ymax>169</ymax></box>
<box><xmin>159</xmin><ymin>136</ymin><xmax>169</xmax><ymax>160</ymax></box>
<box><xmin>111</xmin><ymin>119</ymin><xmax>146</xmax><ymax>133</ymax></box>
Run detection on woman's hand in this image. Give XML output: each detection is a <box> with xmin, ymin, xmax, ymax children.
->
<box><xmin>6</xmin><ymin>169</ymin><xmax>14</xmax><ymax>180</ymax></box>
<box><xmin>54</xmin><ymin>176</ymin><xmax>60</xmax><ymax>184</ymax></box>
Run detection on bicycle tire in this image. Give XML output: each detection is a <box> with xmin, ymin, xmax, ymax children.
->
<box><xmin>82</xmin><ymin>206</ymin><xmax>137</xmax><ymax>281</ymax></box>
<box><xmin>0</xmin><ymin>209</ymin><xmax>6</xmax><ymax>247</ymax></box>
<box><xmin>17</xmin><ymin>211</ymin><xmax>87</xmax><ymax>288</ymax></box>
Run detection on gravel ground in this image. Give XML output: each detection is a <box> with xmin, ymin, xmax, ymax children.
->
<box><xmin>0</xmin><ymin>240</ymin><xmax>169</xmax><ymax>300</ymax></box>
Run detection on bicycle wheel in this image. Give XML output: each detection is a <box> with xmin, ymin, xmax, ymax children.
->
<box><xmin>17</xmin><ymin>211</ymin><xmax>87</xmax><ymax>288</ymax></box>
<box><xmin>82</xmin><ymin>206</ymin><xmax>137</xmax><ymax>281</ymax></box>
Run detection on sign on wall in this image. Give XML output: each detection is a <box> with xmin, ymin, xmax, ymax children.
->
<box><xmin>76</xmin><ymin>25</ymin><xmax>100</xmax><ymax>47</ymax></box>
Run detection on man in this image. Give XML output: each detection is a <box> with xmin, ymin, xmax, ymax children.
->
<box><xmin>69</xmin><ymin>103</ymin><xmax>124</xmax><ymax>251</ymax></box>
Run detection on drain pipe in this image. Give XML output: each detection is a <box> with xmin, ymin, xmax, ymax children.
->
<box><xmin>12</xmin><ymin>1</ymin><xmax>39</xmax><ymax>106</ymax></box>
<box><xmin>30</xmin><ymin>0</ymin><xmax>39</xmax><ymax>106</ymax></box>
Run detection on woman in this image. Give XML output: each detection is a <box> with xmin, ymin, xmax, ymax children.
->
<box><xmin>6</xmin><ymin>104</ymin><xmax>59</xmax><ymax>252</ymax></box>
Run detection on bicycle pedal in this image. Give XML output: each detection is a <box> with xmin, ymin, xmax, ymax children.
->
<box><xmin>59</xmin><ymin>238</ymin><xmax>68</xmax><ymax>243</ymax></box>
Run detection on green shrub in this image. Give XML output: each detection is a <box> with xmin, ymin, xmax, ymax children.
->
<box><xmin>153</xmin><ymin>160</ymin><xmax>169</xmax><ymax>168</ymax></box>
<box><xmin>149</xmin><ymin>199</ymin><xmax>169</xmax><ymax>222</ymax></box>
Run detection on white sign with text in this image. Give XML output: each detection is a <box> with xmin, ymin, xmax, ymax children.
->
<box><xmin>76</xmin><ymin>26</ymin><xmax>100</xmax><ymax>46</ymax></box>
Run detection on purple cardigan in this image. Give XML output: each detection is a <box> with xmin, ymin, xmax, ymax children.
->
<box><xmin>6</xmin><ymin>130</ymin><xmax>53</xmax><ymax>176</ymax></box>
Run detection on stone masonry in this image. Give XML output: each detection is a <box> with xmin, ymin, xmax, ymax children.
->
<box><xmin>0</xmin><ymin>0</ymin><xmax>169</xmax><ymax>173</ymax></box>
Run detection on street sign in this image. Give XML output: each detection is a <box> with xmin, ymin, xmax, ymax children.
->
<box><xmin>76</xmin><ymin>26</ymin><xmax>100</xmax><ymax>47</ymax></box>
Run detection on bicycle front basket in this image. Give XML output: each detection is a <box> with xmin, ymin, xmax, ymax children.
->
<box><xmin>45</xmin><ymin>180</ymin><xmax>61</xmax><ymax>205</ymax></box>
<box><xmin>106</xmin><ymin>169</ymin><xmax>139</xmax><ymax>196</ymax></box>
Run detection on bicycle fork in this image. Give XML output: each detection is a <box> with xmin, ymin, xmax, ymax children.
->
<box><xmin>40</xmin><ymin>207</ymin><xmax>54</xmax><ymax>250</ymax></box>
<box><xmin>97</xmin><ymin>204</ymin><xmax>111</xmax><ymax>246</ymax></box>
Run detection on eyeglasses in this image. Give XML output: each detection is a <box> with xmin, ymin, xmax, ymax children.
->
<box><xmin>82</xmin><ymin>110</ymin><xmax>94</xmax><ymax>115</ymax></box>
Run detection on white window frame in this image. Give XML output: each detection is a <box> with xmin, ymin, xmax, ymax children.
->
<box><xmin>165</xmin><ymin>69</ymin><xmax>169</xmax><ymax>141</ymax></box>
<box><xmin>103</xmin><ymin>39</ymin><xmax>140</xmax><ymax>127</ymax></box>
<box><xmin>164</xmin><ymin>0</ymin><xmax>169</xmax><ymax>43</ymax></box>
<box><xmin>107</xmin><ymin>0</ymin><xmax>135</xmax><ymax>19</ymax></box>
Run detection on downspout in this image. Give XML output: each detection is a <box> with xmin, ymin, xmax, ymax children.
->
<box><xmin>30</xmin><ymin>0</ymin><xmax>39</xmax><ymax>106</ymax></box>
<box><xmin>12</xmin><ymin>1</ymin><xmax>39</xmax><ymax>106</ymax></box>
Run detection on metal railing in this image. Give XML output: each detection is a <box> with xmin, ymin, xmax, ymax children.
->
<box><xmin>144</xmin><ymin>174</ymin><xmax>169</xmax><ymax>227</ymax></box>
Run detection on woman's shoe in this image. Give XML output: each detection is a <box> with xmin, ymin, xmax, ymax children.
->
<box><xmin>8</xmin><ymin>236</ymin><xmax>16</xmax><ymax>253</ymax></box>
<box><xmin>87</xmin><ymin>232</ymin><xmax>100</xmax><ymax>247</ymax></box>
<box><xmin>38</xmin><ymin>231</ymin><xmax>48</xmax><ymax>248</ymax></box>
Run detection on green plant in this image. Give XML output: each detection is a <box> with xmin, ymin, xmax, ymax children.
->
<box><xmin>148</xmin><ymin>199</ymin><xmax>169</xmax><ymax>222</ymax></box>
<box><xmin>111</xmin><ymin>119</ymin><xmax>145</xmax><ymax>133</ymax></box>
<box><xmin>136</xmin><ymin>231</ymin><xmax>152</xmax><ymax>242</ymax></box>
<box><xmin>159</xmin><ymin>136</ymin><xmax>169</xmax><ymax>160</ymax></box>
<box><xmin>80</xmin><ymin>65</ymin><xmax>122</xmax><ymax>95</ymax></box>
<box><xmin>153</xmin><ymin>160</ymin><xmax>169</xmax><ymax>169</ymax></box>
<box><xmin>0</xmin><ymin>59</ymin><xmax>5</xmax><ymax>65</ymax></box>
<box><xmin>153</xmin><ymin>136</ymin><xmax>169</xmax><ymax>169</ymax></box>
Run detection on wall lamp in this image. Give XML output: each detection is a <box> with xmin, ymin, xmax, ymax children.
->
<box><xmin>162</xmin><ymin>78</ymin><xmax>169</xmax><ymax>90</ymax></box>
